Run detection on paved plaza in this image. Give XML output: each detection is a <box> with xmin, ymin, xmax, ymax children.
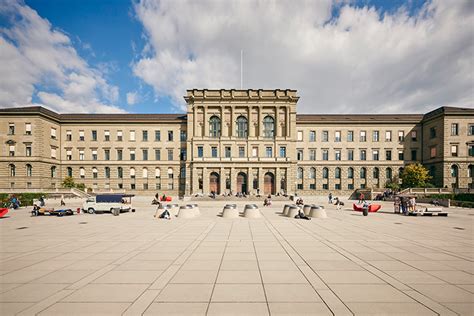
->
<box><xmin>0</xmin><ymin>196</ymin><xmax>473</xmax><ymax>315</ymax></box>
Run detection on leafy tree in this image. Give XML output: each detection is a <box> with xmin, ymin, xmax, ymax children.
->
<box><xmin>62</xmin><ymin>176</ymin><xmax>76</xmax><ymax>188</ymax></box>
<box><xmin>385</xmin><ymin>178</ymin><xmax>400</xmax><ymax>191</ymax></box>
<box><xmin>400</xmin><ymin>163</ymin><xmax>431</xmax><ymax>188</ymax></box>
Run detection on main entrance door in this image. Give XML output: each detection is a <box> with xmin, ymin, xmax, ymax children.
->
<box><xmin>209</xmin><ymin>172</ymin><xmax>220</xmax><ymax>194</ymax></box>
<box><xmin>236</xmin><ymin>172</ymin><xmax>247</xmax><ymax>194</ymax></box>
<box><xmin>264</xmin><ymin>172</ymin><xmax>275</xmax><ymax>195</ymax></box>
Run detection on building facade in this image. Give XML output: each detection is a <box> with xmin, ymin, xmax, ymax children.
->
<box><xmin>1</xmin><ymin>89</ymin><xmax>473</xmax><ymax>196</ymax></box>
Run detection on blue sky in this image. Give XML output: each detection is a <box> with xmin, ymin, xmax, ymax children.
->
<box><xmin>1</xmin><ymin>0</ymin><xmax>472</xmax><ymax>114</ymax></box>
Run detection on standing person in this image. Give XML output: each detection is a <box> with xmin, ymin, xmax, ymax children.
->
<box><xmin>328</xmin><ymin>192</ymin><xmax>333</xmax><ymax>204</ymax></box>
<box><xmin>358</xmin><ymin>192</ymin><xmax>365</xmax><ymax>204</ymax></box>
<box><xmin>60</xmin><ymin>195</ymin><xmax>66</xmax><ymax>206</ymax></box>
<box><xmin>394</xmin><ymin>196</ymin><xmax>400</xmax><ymax>213</ymax></box>
<box><xmin>335</xmin><ymin>197</ymin><xmax>342</xmax><ymax>210</ymax></box>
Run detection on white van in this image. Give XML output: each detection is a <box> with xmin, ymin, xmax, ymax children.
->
<box><xmin>82</xmin><ymin>194</ymin><xmax>131</xmax><ymax>214</ymax></box>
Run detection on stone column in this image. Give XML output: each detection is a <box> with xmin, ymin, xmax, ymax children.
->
<box><xmin>203</xmin><ymin>167</ymin><xmax>209</xmax><ymax>195</ymax></box>
<box><xmin>203</xmin><ymin>106</ymin><xmax>209</xmax><ymax>138</ymax></box>
<box><xmin>219</xmin><ymin>167</ymin><xmax>225</xmax><ymax>194</ymax></box>
<box><xmin>248</xmin><ymin>167</ymin><xmax>252</xmax><ymax>194</ymax></box>
<box><xmin>191</xmin><ymin>166</ymin><xmax>199</xmax><ymax>194</ymax></box>
<box><xmin>286</xmin><ymin>107</ymin><xmax>290</xmax><ymax>137</ymax></box>
<box><xmin>248</xmin><ymin>106</ymin><xmax>254</xmax><ymax>138</ymax></box>
<box><xmin>221</xmin><ymin>106</ymin><xmax>227</xmax><ymax>137</ymax></box>
<box><xmin>193</xmin><ymin>106</ymin><xmax>197</xmax><ymax>138</ymax></box>
<box><xmin>230</xmin><ymin>106</ymin><xmax>235</xmax><ymax>138</ymax></box>
<box><xmin>230</xmin><ymin>167</ymin><xmax>237</xmax><ymax>194</ymax></box>
<box><xmin>258</xmin><ymin>167</ymin><xmax>264</xmax><ymax>194</ymax></box>
<box><xmin>275</xmin><ymin>167</ymin><xmax>280</xmax><ymax>194</ymax></box>
<box><xmin>258</xmin><ymin>107</ymin><xmax>263</xmax><ymax>138</ymax></box>
<box><xmin>275</xmin><ymin>106</ymin><xmax>280</xmax><ymax>137</ymax></box>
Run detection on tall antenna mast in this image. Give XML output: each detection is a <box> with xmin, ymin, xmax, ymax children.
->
<box><xmin>240</xmin><ymin>50</ymin><xmax>243</xmax><ymax>89</ymax></box>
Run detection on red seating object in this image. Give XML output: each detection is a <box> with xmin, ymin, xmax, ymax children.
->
<box><xmin>160</xmin><ymin>196</ymin><xmax>172</xmax><ymax>202</ymax></box>
<box><xmin>0</xmin><ymin>208</ymin><xmax>9</xmax><ymax>217</ymax></box>
<box><xmin>352</xmin><ymin>203</ymin><xmax>381</xmax><ymax>213</ymax></box>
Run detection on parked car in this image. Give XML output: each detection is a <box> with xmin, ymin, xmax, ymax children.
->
<box><xmin>82</xmin><ymin>194</ymin><xmax>132</xmax><ymax>214</ymax></box>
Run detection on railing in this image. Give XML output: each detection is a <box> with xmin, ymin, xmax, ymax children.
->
<box><xmin>399</xmin><ymin>188</ymin><xmax>452</xmax><ymax>195</ymax></box>
<box><xmin>0</xmin><ymin>187</ymin><xmax>90</xmax><ymax>198</ymax></box>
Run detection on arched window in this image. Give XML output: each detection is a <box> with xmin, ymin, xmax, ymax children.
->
<box><xmin>309</xmin><ymin>167</ymin><xmax>316</xmax><ymax>179</ymax></box>
<box><xmin>92</xmin><ymin>167</ymin><xmax>98</xmax><ymax>179</ymax></box>
<box><xmin>9</xmin><ymin>164</ymin><xmax>15</xmax><ymax>177</ymax></box>
<box><xmin>27</xmin><ymin>164</ymin><xmax>33</xmax><ymax>177</ymax></box>
<box><xmin>155</xmin><ymin>168</ymin><xmax>161</xmax><ymax>178</ymax></box>
<box><xmin>263</xmin><ymin>116</ymin><xmax>275</xmax><ymax>138</ymax></box>
<box><xmin>335</xmin><ymin>167</ymin><xmax>341</xmax><ymax>179</ymax></box>
<box><xmin>386</xmin><ymin>167</ymin><xmax>392</xmax><ymax>180</ymax></box>
<box><xmin>297</xmin><ymin>167</ymin><xmax>303</xmax><ymax>179</ymax></box>
<box><xmin>323</xmin><ymin>167</ymin><xmax>329</xmax><ymax>179</ymax></box>
<box><xmin>468</xmin><ymin>165</ymin><xmax>474</xmax><ymax>178</ymax></box>
<box><xmin>80</xmin><ymin>167</ymin><xmax>85</xmax><ymax>178</ymax></box>
<box><xmin>105</xmin><ymin>167</ymin><xmax>110</xmax><ymax>178</ymax></box>
<box><xmin>168</xmin><ymin>167</ymin><xmax>174</xmax><ymax>179</ymax></box>
<box><xmin>117</xmin><ymin>167</ymin><xmax>123</xmax><ymax>179</ymax></box>
<box><xmin>209</xmin><ymin>116</ymin><xmax>221</xmax><ymax>138</ymax></box>
<box><xmin>451</xmin><ymin>165</ymin><xmax>458</xmax><ymax>177</ymax></box>
<box><xmin>236</xmin><ymin>116</ymin><xmax>248</xmax><ymax>138</ymax></box>
<box><xmin>51</xmin><ymin>166</ymin><xmax>56</xmax><ymax>178</ymax></box>
<box><xmin>348</xmin><ymin>167</ymin><xmax>354</xmax><ymax>179</ymax></box>
<box><xmin>373</xmin><ymin>167</ymin><xmax>379</xmax><ymax>179</ymax></box>
<box><xmin>142</xmin><ymin>167</ymin><xmax>148</xmax><ymax>178</ymax></box>
<box><xmin>180</xmin><ymin>167</ymin><xmax>186</xmax><ymax>178</ymax></box>
<box><xmin>360</xmin><ymin>167</ymin><xmax>366</xmax><ymax>179</ymax></box>
<box><xmin>130</xmin><ymin>167</ymin><xmax>136</xmax><ymax>178</ymax></box>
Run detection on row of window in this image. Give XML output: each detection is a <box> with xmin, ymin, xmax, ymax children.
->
<box><xmin>208</xmin><ymin>115</ymin><xmax>276</xmax><ymax>138</ymax></box>
<box><xmin>297</xmin><ymin>130</ymin><xmax>418</xmax><ymax>143</ymax></box>
<box><xmin>296</xmin><ymin>167</ymin><xmax>397</xmax><ymax>180</ymax></box>
<box><xmin>64</xmin><ymin>129</ymin><xmax>184</xmax><ymax>142</ymax></box>
<box><xmin>64</xmin><ymin>148</ymin><xmax>185</xmax><ymax>161</ymax></box>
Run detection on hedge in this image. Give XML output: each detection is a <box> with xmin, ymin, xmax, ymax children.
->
<box><xmin>1</xmin><ymin>193</ymin><xmax>46</xmax><ymax>207</ymax></box>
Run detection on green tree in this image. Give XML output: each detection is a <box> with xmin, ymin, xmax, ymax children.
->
<box><xmin>62</xmin><ymin>176</ymin><xmax>76</xmax><ymax>188</ymax></box>
<box><xmin>400</xmin><ymin>163</ymin><xmax>432</xmax><ymax>188</ymax></box>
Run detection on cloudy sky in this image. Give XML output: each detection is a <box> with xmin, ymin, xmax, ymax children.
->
<box><xmin>0</xmin><ymin>0</ymin><xmax>472</xmax><ymax>114</ymax></box>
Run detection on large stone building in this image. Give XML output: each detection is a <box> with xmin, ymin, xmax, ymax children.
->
<box><xmin>1</xmin><ymin>89</ymin><xmax>473</xmax><ymax>196</ymax></box>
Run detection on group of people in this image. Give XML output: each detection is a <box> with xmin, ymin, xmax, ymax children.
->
<box><xmin>328</xmin><ymin>193</ymin><xmax>344</xmax><ymax>210</ymax></box>
<box><xmin>394</xmin><ymin>196</ymin><xmax>417</xmax><ymax>215</ymax></box>
<box><xmin>263</xmin><ymin>195</ymin><xmax>272</xmax><ymax>207</ymax></box>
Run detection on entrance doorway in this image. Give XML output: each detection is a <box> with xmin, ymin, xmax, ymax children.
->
<box><xmin>210</xmin><ymin>172</ymin><xmax>220</xmax><ymax>194</ymax></box>
<box><xmin>236</xmin><ymin>172</ymin><xmax>247</xmax><ymax>194</ymax></box>
<box><xmin>264</xmin><ymin>172</ymin><xmax>275</xmax><ymax>195</ymax></box>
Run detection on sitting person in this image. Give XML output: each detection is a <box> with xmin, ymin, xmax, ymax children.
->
<box><xmin>295</xmin><ymin>209</ymin><xmax>311</xmax><ymax>220</ymax></box>
<box><xmin>263</xmin><ymin>198</ymin><xmax>271</xmax><ymax>207</ymax></box>
<box><xmin>158</xmin><ymin>209</ymin><xmax>171</xmax><ymax>220</ymax></box>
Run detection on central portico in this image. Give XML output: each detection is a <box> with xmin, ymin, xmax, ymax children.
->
<box><xmin>184</xmin><ymin>89</ymin><xmax>299</xmax><ymax>196</ymax></box>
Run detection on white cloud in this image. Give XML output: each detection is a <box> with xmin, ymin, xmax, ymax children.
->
<box><xmin>0</xmin><ymin>0</ymin><xmax>125</xmax><ymax>113</ymax></box>
<box><xmin>133</xmin><ymin>0</ymin><xmax>473</xmax><ymax>113</ymax></box>
<box><xmin>126</xmin><ymin>91</ymin><xmax>139</xmax><ymax>105</ymax></box>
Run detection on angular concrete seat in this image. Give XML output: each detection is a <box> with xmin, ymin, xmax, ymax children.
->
<box><xmin>187</xmin><ymin>204</ymin><xmax>200</xmax><ymax>216</ymax></box>
<box><xmin>222</xmin><ymin>205</ymin><xmax>239</xmax><ymax>218</ymax></box>
<box><xmin>169</xmin><ymin>204</ymin><xmax>180</xmax><ymax>215</ymax></box>
<box><xmin>282</xmin><ymin>204</ymin><xmax>294</xmax><ymax>216</ymax></box>
<box><xmin>177</xmin><ymin>205</ymin><xmax>195</xmax><ymax>218</ymax></box>
<box><xmin>243</xmin><ymin>204</ymin><xmax>261</xmax><ymax>218</ymax></box>
<box><xmin>303</xmin><ymin>204</ymin><xmax>314</xmax><ymax>216</ymax></box>
<box><xmin>287</xmin><ymin>206</ymin><xmax>299</xmax><ymax>218</ymax></box>
<box><xmin>309</xmin><ymin>206</ymin><xmax>327</xmax><ymax>218</ymax></box>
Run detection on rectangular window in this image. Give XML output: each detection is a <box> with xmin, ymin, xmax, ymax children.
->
<box><xmin>155</xmin><ymin>149</ymin><xmax>161</xmax><ymax>160</ymax></box>
<box><xmin>25</xmin><ymin>123</ymin><xmax>31</xmax><ymax>135</ymax></box>
<box><xmin>130</xmin><ymin>150</ymin><xmax>136</xmax><ymax>161</ymax></box>
<box><xmin>335</xmin><ymin>183</ymin><xmax>341</xmax><ymax>190</ymax></box>
<box><xmin>9</xmin><ymin>145</ymin><xmax>15</xmax><ymax>156</ymax></box>
<box><xmin>92</xmin><ymin>150</ymin><xmax>97</xmax><ymax>160</ymax></box>
<box><xmin>297</xmin><ymin>131</ymin><xmax>303</xmax><ymax>141</ymax></box>
<box><xmin>297</xmin><ymin>149</ymin><xmax>303</xmax><ymax>161</ymax></box>
<box><xmin>168</xmin><ymin>149</ymin><xmax>174</xmax><ymax>160</ymax></box>
<box><xmin>430</xmin><ymin>146</ymin><xmax>437</xmax><ymax>158</ymax></box>
<box><xmin>91</xmin><ymin>130</ymin><xmax>97</xmax><ymax>141</ymax></box>
<box><xmin>130</xmin><ymin>130</ymin><xmax>136</xmax><ymax>141</ymax></box>
<box><xmin>398</xmin><ymin>131</ymin><xmax>404</xmax><ymax>141</ymax></box>
<box><xmin>373</xmin><ymin>131</ymin><xmax>379</xmax><ymax>142</ymax></box>
<box><xmin>322</xmin><ymin>131</ymin><xmax>329</xmax><ymax>142</ymax></box>
<box><xmin>211</xmin><ymin>147</ymin><xmax>218</xmax><ymax>158</ymax></box>
<box><xmin>335</xmin><ymin>131</ymin><xmax>341</xmax><ymax>142</ymax></box>
<box><xmin>411</xmin><ymin>149</ymin><xmax>417</xmax><ymax>160</ymax></box>
<box><xmin>451</xmin><ymin>123</ymin><xmax>459</xmax><ymax>136</ymax></box>
<box><xmin>104</xmin><ymin>149</ymin><xmax>110</xmax><ymax>161</ymax></box>
<box><xmin>66</xmin><ymin>130</ymin><xmax>72</xmax><ymax>141</ymax></box>
<box><xmin>280</xmin><ymin>146</ymin><xmax>286</xmax><ymax>158</ymax></box>
<box><xmin>265</xmin><ymin>147</ymin><xmax>272</xmax><ymax>158</ymax></box>
<box><xmin>51</xmin><ymin>128</ymin><xmax>56</xmax><ymax>139</ymax></box>
<box><xmin>239</xmin><ymin>146</ymin><xmax>245</xmax><ymax>158</ymax></box>
<box><xmin>180</xmin><ymin>149</ymin><xmax>186</xmax><ymax>160</ymax></box>
<box><xmin>386</xmin><ymin>150</ymin><xmax>392</xmax><ymax>161</ymax></box>
<box><xmin>347</xmin><ymin>131</ymin><xmax>354</xmax><ymax>142</ymax></box>
<box><xmin>373</xmin><ymin>150</ymin><xmax>379</xmax><ymax>161</ymax></box>
<box><xmin>168</xmin><ymin>131</ymin><xmax>173</xmax><ymax>141</ymax></box>
<box><xmin>117</xmin><ymin>149</ymin><xmax>123</xmax><ymax>160</ymax></box>
<box><xmin>469</xmin><ymin>124</ymin><xmax>474</xmax><ymax>136</ymax></box>
<box><xmin>180</xmin><ymin>131</ymin><xmax>186</xmax><ymax>141</ymax></box>
<box><xmin>8</xmin><ymin>123</ymin><xmax>15</xmax><ymax>135</ymax></box>
<box><xmin>429</xmin><ymin>127</ymin><xmax>436</xmax><ymax>139</ymax></box>
<box><xmin>360</xmin><ymin>150</ymin><xmax>366</xmax><ymax>161</ymax></box>
<box><xmin>347</xmin><ymin>149</ymin><xmax>354</xmax><ymax>161</ymax></box>
<box><xmin>335</xmin><ymin>150</ymin><xmax>341</xmax><ymax>161</ymax></box>
<box><xmin>451</xmin><ymin>145</ymin><xmax>458</xmax><ymax>157</ymax></box>
<box><xmin>297</xmin><ymin>183</ymin><xmax>303</xmax><ymax>190</ymax></box>
<box><xmin>155</xmin><ymin>130</ymin><xmax>161</xmax><ymax>141</ymax></box>
<box><xmin>309</xmin><ymin>183</ymin><xmax>316</xmax><ymax>190</ymax></box>
<box><xmin>322</xmin><ymin>149</ymin><xmax>328</xmax><ymax>161</ymax></box>
<box><xmin>360</xmin><ymin>131</ymin><xmax>366</xmax><ymax>142</ymax></box>
<box><xmin>398</xmin><ymin>150</ymin><xmax>404</xmax><ymax>160</ymax></box>
<box><xmin>79</xmin><ymin>130</ymin><xmax>85</xmax><ymax>141</ymax></box>
<box><xmin>252</xmin><ymin>147</ymin><xmax>258</xmax><ymax>157</ymax></box>
<box><xmin>51</xmin><ymin>147</ymin><xmax>56</xmax><ymax>158</ymax></box>
<box><xmin>323</xmin><ymin>184</ymin><xmax>329</xmax><ymax>190</ymax></box>
<box><xmin>468</xmin><ymin>145</ymin><xmax>474</xmax><ymax>157</ymax></box>
<box><xmin>104</xmin><ymin>130</ymin><xmax>110</xmax><ymax>141</ymax></box>
<box><xmin>225</xmin><ymin>146</ymin><xmax>231</xmax><ymax>158</ymax></box>
<box><xmin>309</xmin><ymin>149</ymin><xmax>316</xmax><ymax>161</ymax></box>
<box><xmin>348</xmin><ymin>183</ymin><xmax>354</xmax><ymax>190</ymax></box>
<box><xmin>26</xmin><ymin>145</ymin><xmax>32</xmax><ymax>157</ymax></box>
<box><xmin>105</xmin><ymin>168</ymin><xmax>110</xmax><ymax>179</ymax></box>
<box><xmin>117</xmin><ymin>130</ymin><xmax>123</xmax><ymax>141</ymax></box>
<box><xmin>411</xmin><ymin>130</ymin><xmax>417</xmax><ymax>141</ymax></box>
<box><xmin>143</xmin><ymin>149</ymin><xmax>148</xmax><ymax>160</ymax></box>
<box><xmin>309</xmin><ymin>131</ymin><xmax>316</xmax><ymax>142</ymax></box>
<box><xmin>197</xmin><ymin>146</ymin><xmax>203</xmax><ymax>158</ymax></box>
<box><xmin>79</xmin><ymin>150</ymin><xmax>84</xmax><ymax>160</ymax></box>
<box><xmin>143</xmin><ymin>130</ymin><xmax>148</xmax><ymax>141</ymax></box>
<box><xmin>385</xmin><ymin>131</ymin><xmax>392</xmax><ymax>142</ymax></box>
